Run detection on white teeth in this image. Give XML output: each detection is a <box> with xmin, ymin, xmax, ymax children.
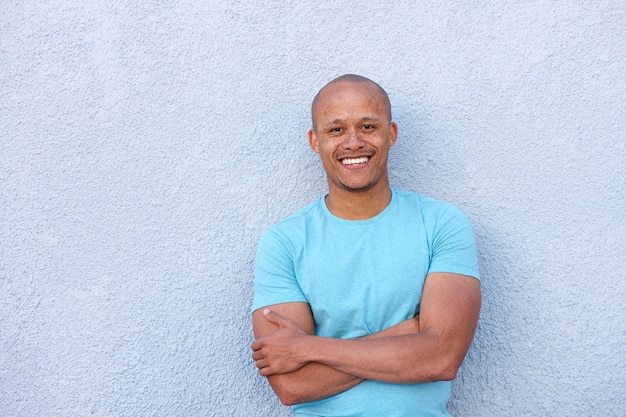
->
<box><xmin>342</xmin><ymin>157</ymin><xmax>368</xmax><ymax>165</ymax></box>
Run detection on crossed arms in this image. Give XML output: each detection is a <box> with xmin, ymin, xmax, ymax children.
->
<box><xmin>251</xmin><ymin>272</ymin><xmax>481</xmax><ymax>406</ymax></box>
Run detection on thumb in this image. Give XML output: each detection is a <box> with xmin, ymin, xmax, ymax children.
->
<box><xmin>263</xmin><ymin>309</ymin><xmax>292</xmax><ymax>328</ymax></box>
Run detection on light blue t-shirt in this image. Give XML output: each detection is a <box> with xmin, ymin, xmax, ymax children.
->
<box><xmin>252</xmin><ymin>188</ymin><xmax>480</xmax><ymax>417</ymax></box>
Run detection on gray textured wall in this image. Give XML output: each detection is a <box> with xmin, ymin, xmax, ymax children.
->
<box><xmin>1</xmin><ymin>2</ymin><xmax>625</xmax><ymax>416</ymax></box>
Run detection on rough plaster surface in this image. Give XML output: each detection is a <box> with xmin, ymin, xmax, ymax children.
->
<box><xmin>1</xmin><ymin>2</ymin><xmax>625</xmax><ymax>416</ymax></box>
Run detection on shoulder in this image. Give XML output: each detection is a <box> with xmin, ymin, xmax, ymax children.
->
<box><xmin>259</xmin><ymin>197</ymin><xmax>325</xmax><ymax>246</ymax></box>
<box><xmin>268</xmin><ymin>197</ymin><xmax>324</xmax><ymax>232</ymax></box>
<box><xmin>391</xmin><ymin>189</ymin><xmax>475</xmax><ymax>242</ymax></box>
<box><xmin>392</xmin><ymin>188</ymin><xmax>467</xmax><ymax>220</ymax></box>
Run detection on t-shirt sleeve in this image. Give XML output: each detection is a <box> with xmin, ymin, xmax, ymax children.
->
<box><xmin>251</xmin><ymin>227</ymin><xmax>308</xmax><ymax>313</ymax></box>
<box><xmin>427</xmin><ymin>204</ymin><xmax>480</xmax><ymax>281</ymax></box>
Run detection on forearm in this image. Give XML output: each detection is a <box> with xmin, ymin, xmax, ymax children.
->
<box><xmin>254</xmin><ymin>275</ymin><xmax>480</xmax><ymax>388</ymax></box>
<box><xmin>307</xmin><ymin>331</ymin><xmax>458</xmax><ymax>384</ymax></box>
<box><xmin>302</xmin><ymin>275</ymin><xmax>480</xmax><ymax>384</ymax></box>
<box><xmin>266</xmin><ymin>362</ymin><xmax>361</xmax><ymax>406</ymax></box>
<box><xmin>260</xmin><ymin>316</ymin><xmax>420</xmax><ymax>405</ymax></box>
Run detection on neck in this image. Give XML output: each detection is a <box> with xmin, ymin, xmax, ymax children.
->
<box><xmin>325</xmin><ymin>181</ymin><xmax>392</xmax><ymax>220</ymax></box>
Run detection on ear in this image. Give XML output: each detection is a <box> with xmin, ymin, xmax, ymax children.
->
<box><xmin>388</xmin><ymin>122</ymin><xmax>398</xmax><ymax>147</ymax></box>
<box><xmin>308</xmin><ymin>129</ymin><xmax>320</xmax><ymax>153</ymax></box>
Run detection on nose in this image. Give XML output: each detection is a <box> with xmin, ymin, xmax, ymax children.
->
<box><xmin>343</xmin><ymin>129</ymin><xmax>365</xmax><ymax>149</ymax></box>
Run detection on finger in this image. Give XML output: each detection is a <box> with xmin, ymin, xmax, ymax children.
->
<box><xmin>259</xmin><ymin>366</ymin><xmax>275</xmax><ymax>377</ymax></box>
<box><xmin>255</xmin><ymin>359</ymin><xmax>268</xmax><ymax>369</ymax></box>
<box><xmin>251</xmin><ymin>340</ymin><xmax>261</xmax><ymax>351</ymax></box>
<box><xmin>263</xmin><ymin>309</ymin><xmax>292</xmax><ymax>327</ymax></box>
<box><xmin>251</xmin><ymin>349</ymin><xmax>264</xmax><ymax>361</ymax></box>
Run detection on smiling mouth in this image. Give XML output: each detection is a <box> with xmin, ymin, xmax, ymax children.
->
<box><xmin>342</xmin><ymin>157</ymin><xmax>369</xmax><ymax>166</ymax></box>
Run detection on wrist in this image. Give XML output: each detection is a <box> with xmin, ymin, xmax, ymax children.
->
<box><xmin>305</xmin><ymin>335</ymin><xmax>328</xmax><ymax>364</ymax></box>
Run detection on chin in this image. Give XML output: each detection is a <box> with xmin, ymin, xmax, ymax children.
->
<box><xmin>339</xmin><ymin>182</ymin><xmax>375</xmax><ymax>192</ymax></box>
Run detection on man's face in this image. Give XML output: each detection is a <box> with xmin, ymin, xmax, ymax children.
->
<box><xmin>308</xmin><ymin>81</ymin><xmax>398</xmax><ymax>194</ymax></box>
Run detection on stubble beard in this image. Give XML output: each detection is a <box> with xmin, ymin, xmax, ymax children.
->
<box><xmin>338</xmin><ymin>180</ymin><xmax>375</xmax><ymax>193</ymax></box>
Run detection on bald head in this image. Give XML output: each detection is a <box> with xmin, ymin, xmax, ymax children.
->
<box><xmin>311</xmin><ymin>74</ymin><xmax>392</xmax><ymax>130</ymax></box>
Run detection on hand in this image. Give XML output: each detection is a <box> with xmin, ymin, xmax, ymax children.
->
<box><xmin>251</xmin><ymin>309</ymin><xmax>313</xmax><ymax>376</ymax></box>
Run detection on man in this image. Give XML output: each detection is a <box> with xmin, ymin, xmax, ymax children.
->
<box><xmin>251</xmin><ymin>74</ymin><xmax>481</xmax><ymax>416</ymax></box>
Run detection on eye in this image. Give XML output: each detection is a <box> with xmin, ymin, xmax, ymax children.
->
<box><xmin>362</xmin><ymin>124</ymin><xmax>375</xmax><ymax>130</ymax></box>
<box><xmin>329</xmin><ymin>127</ymin><xmax>342</xmax><ymax>133</ymax></box>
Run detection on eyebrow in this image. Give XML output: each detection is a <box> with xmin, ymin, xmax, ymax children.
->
<box><xmin>322</xmin><ymin>116</ymin><xmax>382</xmax><ymax>127</ymax></box>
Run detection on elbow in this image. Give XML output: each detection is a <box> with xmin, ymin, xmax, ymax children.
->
<box><xmin>434</xmin><ymin>364</ymin><xmax>459</xmax><ymax>382</ymax></box>
<box><xmin>269</xmin><ymin>377</ymin><xmax>307</xmax><ymax>406</ymax></box>
<box><xmin>412</xmin><ymin>332</ymin><xmax>467</xmax><ymax>382</ymax></box>
<box><xmin>411</xmin><ymin>365</ymin><xmax>457</xmax><ymax>383</ymax></box>
<box><xmin>276</xmin><ymin>390</ymin><xmax>301</xmax><ymax>407</ymax></box>
<box><xmin>429</xmin><ymin>355</ymin><xmax>463</xmax><ymax>382</ymax></box>
<box><xmin>276</xmin><ymin>390</ymin><xmax>308</xmax><ymax>407</ymax></box>
<box><xmin>412</xmin><ymin>355</ymin><xmax>462</xmax><ymax>383</ymax></box>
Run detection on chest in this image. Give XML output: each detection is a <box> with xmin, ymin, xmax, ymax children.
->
<box><xmin>293</xmin><ymin>219</ymin><xmax>431</xmax><ymax>337</ymax></box>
